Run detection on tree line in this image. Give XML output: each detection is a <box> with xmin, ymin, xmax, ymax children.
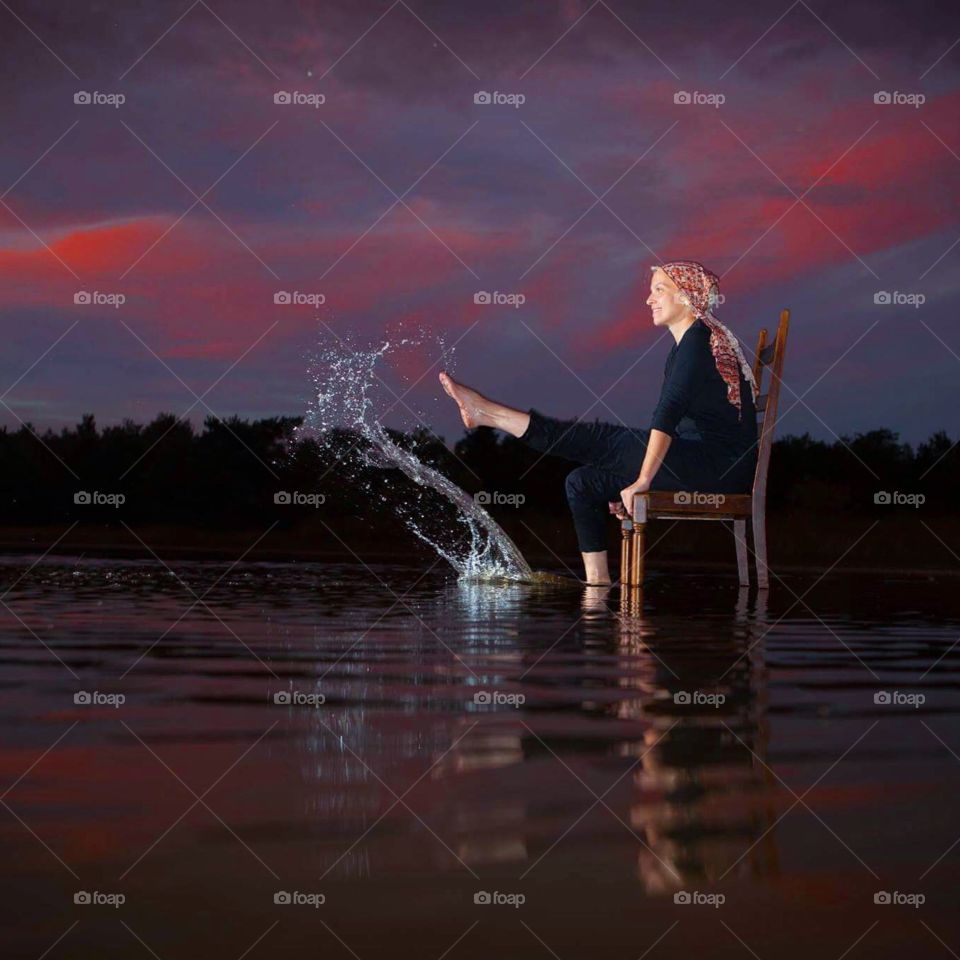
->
<box><xmin>0</xmin><ymin>412</ymin><xmax>954</xmax><ymax>526</ymax></box>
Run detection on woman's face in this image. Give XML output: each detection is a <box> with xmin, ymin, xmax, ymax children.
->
<box><xmin>646</xmin><ymin>269</ymin><xmax>691</xmax><ymax>328</ymax></box>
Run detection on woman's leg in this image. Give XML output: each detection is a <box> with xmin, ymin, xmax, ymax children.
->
<box><xmin>439</xmin><ymin>372</ymin><xmax>643</xmax><ymax>471</ymax></box>
<box><xmin>439</xmin><ymin>372</ymin><xmax>530</xmax><ymax>437</ymax></box>
<box><xmin>440</xmin><ymin>372</ymin><xmax>647</xmax><ymax>584</ymax></box>
<box><xmin>565</xmin><ymin>464</ymin><xmax>636</xmax><ymax>584</ymax></box>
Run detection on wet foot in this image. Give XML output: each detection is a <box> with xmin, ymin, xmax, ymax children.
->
<box><xmin>439</xmin><ymin>371</ymin><xmax>488</xmax><ymax>429</ymax></box>
<box><xmin>582</xmin><ymin>583</ymin><xmax>613</xmax><ymax>611</ymax></box>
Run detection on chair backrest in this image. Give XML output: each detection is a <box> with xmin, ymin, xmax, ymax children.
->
<box><xmin>750</xmin><ymin>309</ymin><xmax>790</xmax><ymax>501</ymax></box>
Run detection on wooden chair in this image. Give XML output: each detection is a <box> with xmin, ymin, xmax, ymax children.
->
<box><xmin>619</xmin><ymin>309</ymin><xmax>790</xmax><ymax>590</ymax></box>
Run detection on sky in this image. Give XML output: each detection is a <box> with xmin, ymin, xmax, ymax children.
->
<box><xmin>1</xmin><ymin>0</ymin><xmax>958</xmax><ymax>447</ymax></box>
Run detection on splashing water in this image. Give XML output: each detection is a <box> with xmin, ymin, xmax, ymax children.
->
<box><xmin>298</xmin><ymin>338</ymin><xmax>534</xmax><ymax>582</ymax></box>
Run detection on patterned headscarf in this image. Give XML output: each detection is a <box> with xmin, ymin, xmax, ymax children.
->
<box><xmin>652</xmin><ymin>260</ymin><xmax>758</xmax><ymax>418</ymax></box>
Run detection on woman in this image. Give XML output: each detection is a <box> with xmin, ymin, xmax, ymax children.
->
<box><xmin>439</xmin><ymin>260</ymin><xmax>759</xmax><ymax>585</ymax></box>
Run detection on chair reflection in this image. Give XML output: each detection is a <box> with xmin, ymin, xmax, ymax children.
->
<box><xmin>616</xmin><ymin>587</ymin><xmax>778</xmax><ymax>890</ymax></box>
<box><xmin>428</xmin><ymin>585</ymin><xmax>780</xmax><ymax>888</ymax></box>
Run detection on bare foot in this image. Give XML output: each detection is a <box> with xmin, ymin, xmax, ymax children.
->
<box><xmin>438</xmin><ymin>371</ymin><xmax>488</xmax><ymax>429</ymax></box>
<box><xmin>582</xmin><ymin>583</ymin><xmax>613</xmax><ymax>612</ymax></box>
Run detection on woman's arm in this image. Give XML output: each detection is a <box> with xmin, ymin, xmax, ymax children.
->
<box><xmin>619</xmin><ymin>428</ymin><xmax>672</xmax><ymax>514</ymax></box>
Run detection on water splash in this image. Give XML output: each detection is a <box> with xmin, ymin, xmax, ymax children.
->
<box><xmin>298</xmin><ymin>337</ymin><xmax>533</xmax><ymax>581</ymax></box>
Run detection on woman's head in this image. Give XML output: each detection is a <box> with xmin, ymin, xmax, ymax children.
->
<box><xmin>646</xmin><ymin>267</ymin><xmax>694</xmax><ymax>329</ymax></box>
<box><xmin>646</xmin><ymin>259</ymin><xmax>759</xmax><ymax>417</ymax></box>
<box><xmin>648</xmin><ymin>260</ymin><xmax>721</xmax><ymax>328</ymax></box>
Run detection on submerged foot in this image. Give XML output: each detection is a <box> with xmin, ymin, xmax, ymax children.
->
<box><xmin>439</xmin><ymin>371</ymin><xmax>488</xmax><ymax>429</ymax></box>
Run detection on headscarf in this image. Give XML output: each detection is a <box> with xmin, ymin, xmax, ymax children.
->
<box><xmin>651</xmin><ymin>260</ymin><xmax>759</xmax><ymax>419</ymax></box>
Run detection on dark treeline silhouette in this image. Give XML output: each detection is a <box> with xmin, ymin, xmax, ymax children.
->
<box><xmin>0</xmin><ymin>413</ymin><xmax>955</xmax><ymax>530</ymax></box>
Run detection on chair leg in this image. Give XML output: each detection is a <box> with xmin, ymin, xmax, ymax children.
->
<box><xmin>631</xmin><ymin>522</ymin><xmax>645</xmax><ymax>586</ymax></box>
<box><xmin>753</xmin><ymin>504</ymin><xmax>769</xmax><ymax>590</ymax></box>
<box><xmin>734</xmin><ymin>519</ymin><xmax>749</xmax><ymax>586</ymax></box>
<box><xmin>620</xmin><ymin>521</ymin><xmax>633</xmax><ymax>585</ymax></box>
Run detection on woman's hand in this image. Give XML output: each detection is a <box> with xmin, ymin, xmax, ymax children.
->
<box><xmin>619</xmin><ymin>478</ymin><xmax>651</xmax><ymax>517</ymax></box>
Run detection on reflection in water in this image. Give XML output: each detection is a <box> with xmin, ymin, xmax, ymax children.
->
<box><xmin>286</xmin><ymin>578</ymin><xmax>778</xmax><ymax>888</ymax></box>
<box><xmin>617</xmin><ymin>589</ymin><xmax>776</xmax><ymax>891</ymax></box>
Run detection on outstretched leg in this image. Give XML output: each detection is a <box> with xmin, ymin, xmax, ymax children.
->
<box><xmin>439</xmin><ymin>372</ymin><xmax>530</xmax><ymax>437</ymax></box>
<box><xmin>439</xmin><ymin>372</ymin><xmax>623</xmax><ymax>586</ymax></box>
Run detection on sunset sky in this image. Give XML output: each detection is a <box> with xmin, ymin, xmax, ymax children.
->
<box><xmin>1</xmin><ymin>0</ymin><xmax>958</xmax><ymax>447</ymax></box>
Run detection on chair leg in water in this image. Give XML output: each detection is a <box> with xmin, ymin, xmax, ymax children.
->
<box><xmin>620</xmin><ymin>520</ymin><xmax>633</xmax><ymax>585</ymax></box>
<box><xmin>734</xmin><ymin>519</ymin><xmax>750</xmax><ymax>587</ymax></box>
<box><xmin>620</xmin><ymin>519</ymin><xmax>645</xmax><ymax>588</ymax></box>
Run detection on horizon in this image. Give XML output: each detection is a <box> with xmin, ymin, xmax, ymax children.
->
<box><xmin>2</xmin><ymin>404</ymin><xmax>953</xmax><ymax>455</ymax></box>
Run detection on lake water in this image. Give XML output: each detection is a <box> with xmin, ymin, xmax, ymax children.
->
<box><xmin>2</xmin><ymin>556</ymin><xmax>958</xmax><ymax>958</ymax></box>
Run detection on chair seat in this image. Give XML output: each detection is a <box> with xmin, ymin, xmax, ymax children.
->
<box><xmin>642</xmin><ymin>491</ymin><xmax>753</xmax><ymax>519</ymax></box>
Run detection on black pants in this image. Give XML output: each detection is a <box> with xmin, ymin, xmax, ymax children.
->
<box><xmin>519</xmin><ymin>409</ymin><xmax>756</xmax><ymax>552</ymax></box>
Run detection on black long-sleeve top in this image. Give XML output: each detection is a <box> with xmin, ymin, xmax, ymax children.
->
<box><xmin>650</xmin><ymin>319</ymin><xmax>758</xmax><ymax>464</ymax></box>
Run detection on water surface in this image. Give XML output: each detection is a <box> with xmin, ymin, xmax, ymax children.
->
<box><xmin>2</xmin><ymin>557</ymin><xmax>958</xmax><ymax>958</ymax></box>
